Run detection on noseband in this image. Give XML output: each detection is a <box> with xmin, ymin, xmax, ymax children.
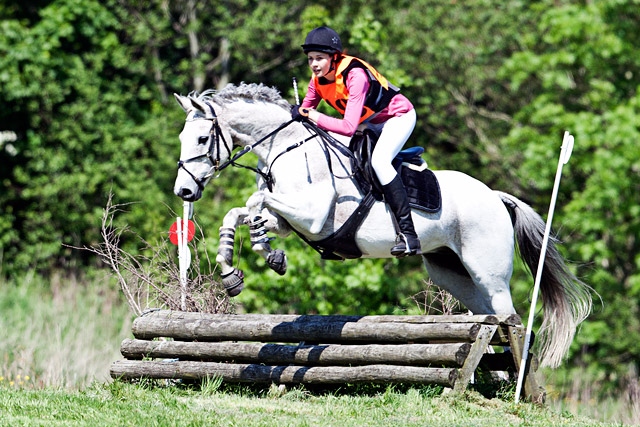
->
<box><xmin>176</xmin><ymin>103</ymin><xmax>232</xmax><ymax>190</ymax></box>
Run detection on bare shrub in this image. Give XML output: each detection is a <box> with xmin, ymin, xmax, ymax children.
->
<box><xmin>81</xmin><ymin>193</ymin><xmax>233</xmax><ymax>315</ymax></box>
<box><xmin>411</xmin><ymin>280</ymin><xmax>463</xmax><ymax>315</ymax></box>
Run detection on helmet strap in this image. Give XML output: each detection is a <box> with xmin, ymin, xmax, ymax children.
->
<box><xmin>329</xmin><ymin>53</ymin><xmax>339</xmax><ymax>72</ymax></box>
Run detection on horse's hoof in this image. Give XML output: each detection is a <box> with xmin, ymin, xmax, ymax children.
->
<box><xmin>267</xmin><ymin>249</ymin><xmax>287</xmax><ymax>275</ymax></box>
<box><xmin>221</xmin><ymin>268</ymin><xmax>244</xmax><ymax>297</ymax></box>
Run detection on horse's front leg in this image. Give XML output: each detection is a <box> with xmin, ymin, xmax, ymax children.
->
<box><xmin>216</xmin><ymin>202</ymin><xmax>290</xmax><ymax>297</ymax></box>
<box><xmin>216</xmin><ymin>207</ymin><xmax>249</xmax><ymax>297</ymax></box>
<box><xmin>247</xmin><ymin>211</ymin><xmax>288</xmax><ymax>276</ymax></box>
<box><xmin>245</xmin><ymin>190</ymin><xmax>298</xmax><ymax>274</ymax></box>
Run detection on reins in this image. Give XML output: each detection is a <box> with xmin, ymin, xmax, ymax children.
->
<box><xmin>178</xmin><ymin>101</ymin><xmax>360</xmax><ymax>192</ymax></box>
<box><xmin>177</xmin><ymin>112</ymin><xmax>296</xmax><ymax>190</ymax></box>
<box><xmin>213</xmin><ymin>118</ymin><xmax>317</xmax><ymax>191</ymax></box>
<box><xmin>302</xmin><ymin>121</ymin><xmax>359</xmax><ymax>181</ymax></box>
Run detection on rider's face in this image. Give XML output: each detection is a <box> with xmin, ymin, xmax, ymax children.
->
<box><xmin>307</xmin><ymin>52</ymin><xmax>334</xmax><ymax>79</ymax></box>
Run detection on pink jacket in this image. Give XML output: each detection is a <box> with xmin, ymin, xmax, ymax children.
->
<box><xmin>301</xmin><ymin>67</ymin><xmax>414</xmax><ymax>137</ymax></box>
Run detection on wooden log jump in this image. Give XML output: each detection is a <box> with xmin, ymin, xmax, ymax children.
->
<box><xmin>110</xmin><ymin>310</ymin><xmax>545</xmax><ymax>402</ymax></box>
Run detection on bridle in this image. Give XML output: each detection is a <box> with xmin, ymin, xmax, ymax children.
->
<box><xmin>177</xmin><ymin>102</ymin><xmax>303</xmax><ymax>192</ymax></box>
<box><xmin>176</xmin><ymin>106</ymin><xmax>232</xmax><ymax>191</ymax></box>
<box><xmin>177</xmin><ymin>101</ymin><xmax>358</xmax><ymax>192</ymax></box>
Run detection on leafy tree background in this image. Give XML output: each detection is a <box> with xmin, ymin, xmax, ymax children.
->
<box><xmin>1</xmin><ymin>0</ymin><xmax>638</xmax><ymax>394</ymax></box>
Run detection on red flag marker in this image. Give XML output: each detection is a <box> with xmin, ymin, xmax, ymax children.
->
<box><xmin>169</xmin><ymin>220</ymin><xmax>195</xmax><ymax>245</ymax></box>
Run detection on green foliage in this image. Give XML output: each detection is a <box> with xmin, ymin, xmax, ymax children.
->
<box><xmin>381</xmin><ymin>0</ymin><xmax>535</xmax><ymax>189</ymax></box>
<box><xmin>234</xmin><ymin>235</ymin><xmax>426</xmax><ymax>315</ymax></box>
<box><xmin>1</xmin><ymin>0</ymin><xmax>639</xmax><ymax>396</ymax></box>
<box><xmin>0</xmin><ymin>0</ymin><xmax>180</xmax><ymax>271</ymax></box>
<box><xmin>498</xmin><ymin>0</ymin><xmax>640</xmax><ymax>378</ymax></box>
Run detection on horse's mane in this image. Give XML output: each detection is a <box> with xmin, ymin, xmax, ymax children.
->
<box><xmin>189</xmin><ymin>83</ymin><xmax>291</xmax><ymax>111</ymax></box>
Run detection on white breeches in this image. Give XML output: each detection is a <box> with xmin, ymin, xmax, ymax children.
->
<box><xmin>369</xmin><ymin>109</ymin><xmax>417</xmax><ymax>185</ymax></box>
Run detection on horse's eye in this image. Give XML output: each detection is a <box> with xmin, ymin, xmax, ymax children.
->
<box><xmin>198</xmin><ymin>136</ymin><xmax>209</xmax><ymax>145</ymax></box>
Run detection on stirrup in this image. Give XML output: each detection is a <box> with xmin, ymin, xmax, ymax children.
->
<box><xmin>390</xmin><ymin>233</ymin><xmax>421</xmax><ymax>258</ymax></box>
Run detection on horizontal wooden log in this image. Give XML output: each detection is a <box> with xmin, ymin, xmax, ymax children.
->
<box><xmin>110</xmin><ymin>311</ymin><xmax>540</xmax><ymax>397</ymax></box>
<box><xmin>132</xmin><ymin>316</ymin><xmax>484</xmax><ymax>343</ymax></box>
<box><xmin>120</xmin><ymin>339</ymin><xmax>471</xmax><ymax>367</ymax></box>
<box><xmin>110</xmin><ymin>360</ymin><xmax>458</xmax><ymax>386</ymax></box>
<box><xmin>137</xmin><ymin>310</ymin><xmax>522</xmax><ymax>326</ymax></box>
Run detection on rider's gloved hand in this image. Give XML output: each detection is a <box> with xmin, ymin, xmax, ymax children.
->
<box><xmin>290</xmin><ymin>105</ymin><xmax>309</xmax><ymax>122</ymax></box>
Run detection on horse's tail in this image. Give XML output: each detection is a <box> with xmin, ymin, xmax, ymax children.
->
<box><xmin>497</xmin><ymin>191</ymin><xmax>593</xmax><ymax>369</ymax></box>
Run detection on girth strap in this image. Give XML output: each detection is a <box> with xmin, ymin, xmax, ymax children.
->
<box><xmin>294</xmin><ymin>192</ymin><xmax>377</xmax><ymax>260</ymax></box>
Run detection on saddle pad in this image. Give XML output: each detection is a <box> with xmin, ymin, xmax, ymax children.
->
<box><xmin>400</xmin><ymin>162</ymin><xmax>442</xmax><ymax>213</ymax></box>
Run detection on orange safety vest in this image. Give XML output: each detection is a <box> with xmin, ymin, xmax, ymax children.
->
<box><xmin>313</xmin><ymin>55</ymin><xmax>400</xmax><ymax>123</ymax></box>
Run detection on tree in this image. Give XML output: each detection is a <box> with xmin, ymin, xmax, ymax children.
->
<box><xmin>0</xmin><ymin>0</ymin><xmax>179</xmax><ymax>271</ymax></box>
<box><xmin>498</xmin><ymin>0</ymin><xmax>640</xmax><ymax>377</ymax></box>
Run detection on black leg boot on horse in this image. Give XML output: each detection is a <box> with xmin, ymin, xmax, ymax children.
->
<box><xmin>382</xmin><ymin>175</ymin><xmax>422</xmax><ymax>257</ymax></box>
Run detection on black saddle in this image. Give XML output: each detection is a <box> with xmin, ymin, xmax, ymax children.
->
<box><xmin>349</xmin><ymin>129</ymin><xmax>441</xmax><ymax>213</ymax></box>
<box><xmin>300</xmin><ymin>128</ymin><xmax>441</xmax><ymax>261</ymax></box>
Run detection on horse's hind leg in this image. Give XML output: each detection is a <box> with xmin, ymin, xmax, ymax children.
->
<box><xmin>422</xmin><ymin>251</ymin><xmax>495</xmax><ymax>314</ymax></box>
<box><xmin>459</xmin><ymin>251</ymin><xmax>516</xmax><ymax>315</ymax></box>
<box><xmin>421</xmin><ymin>249</ymin><xmax>515</xmax><ymax>315</ymax></box>
<box><xmin>422</xmin><ymin>252</ymin><xmax>513</xmax><ymax>382</ymax></box>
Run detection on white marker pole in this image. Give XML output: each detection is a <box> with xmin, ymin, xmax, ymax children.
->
<box><xmin>179</xmin><ymin>201</ymin><xmax>192</xmax><ymax>311</ymax></box>
<box><xmin>292</xmin><ymin>77</ymin><xmax>300</xmax><ymax>105</ymax></box>
<box><xmin>515</xmin><ymin>131</ymin><xmax>574</xmax><ymax>403</ymax></box>
<box><xmin>176</xmin><ymin>215</ymin><xmax>184</xmax><ymax>310</ymax></box>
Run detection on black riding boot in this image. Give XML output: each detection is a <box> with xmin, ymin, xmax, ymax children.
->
<box><xmin>382</xmin><ymin>175</ymin><xmax>422</xmax><ymax>257</ymax></box>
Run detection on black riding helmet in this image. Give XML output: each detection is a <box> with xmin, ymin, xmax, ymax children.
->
<box><xmin>301</xmin><ymin>26</ymin><xmax>343</xmax><ymax>54</ymax></box>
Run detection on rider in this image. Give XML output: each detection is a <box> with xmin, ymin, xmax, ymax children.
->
<box><xmin>292</xmin><ymin>26</ymin><xmax>421</xmax><ymax>257</ymax></box>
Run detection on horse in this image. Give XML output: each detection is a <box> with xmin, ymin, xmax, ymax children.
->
<box><xmin>172</xmin><ymin>82</ymin><xmax>592</xmax><ymax>369</ymax></box>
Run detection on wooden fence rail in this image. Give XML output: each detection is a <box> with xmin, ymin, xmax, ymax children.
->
<box><xmin>110</xmin><ymin>310</ymin><xmax>545</xmax><ymax>402</ymax></box>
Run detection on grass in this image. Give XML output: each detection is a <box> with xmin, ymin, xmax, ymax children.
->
<box><xmin>0</xmin><ymin>270</ymin><xmax>133</xmax><ymax>389</ymax></box>
<box><xmin>546</xmin><ymin>367</ymin><xmax>640</xmax><ymax>425</ymax></box>
<box><xmin>0</xmin><ymin>381</ymin><xmax>618</xmax><ymax>427</ymax></box>
<box><xmin>0</xmin><ymin>272</ymin><xmax>637</xmax><ymax>426</ymax></box>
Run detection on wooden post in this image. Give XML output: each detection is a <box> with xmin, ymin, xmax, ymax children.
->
<box><xmin>508</xmin><ymin>325</ymin><xmax>546</xmax><ymax>404</ymax></box>
<box><xmin>132</xmin><ymin>312</ymin><xmax>484</xmax><ymax>343</ymax></box>
<box><xmin>453</xmin><ymin>324</ymin><xmax>498</xmax><ymax>393</ymax></box>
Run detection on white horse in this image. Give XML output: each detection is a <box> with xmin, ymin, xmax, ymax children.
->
<box><xmin>172</xmin><ymin>83</ymin><xmax>591</xmax><ymax>369</ymax></box>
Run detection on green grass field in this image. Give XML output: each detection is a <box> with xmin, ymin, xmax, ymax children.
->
<box><xmin>0</xmin><ymin>272</ymin><xmax>636</xmax><ymax>426</ymax></box>
<box><xmin>0</xmin><ymin>381</ymin><xmax>616</xmax><ymax>427</ymax></box>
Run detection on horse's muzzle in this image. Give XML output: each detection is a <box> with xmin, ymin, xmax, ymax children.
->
<box><xmin>174</xmin><ymin>185</ymin><xmax>201</xmax><ymax>202</ymax></box>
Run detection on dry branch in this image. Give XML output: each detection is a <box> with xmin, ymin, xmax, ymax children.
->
<box><xmin>77</xmin><ymin>192</ymin><xmax>232</xmax><ymax>316</ymax></box>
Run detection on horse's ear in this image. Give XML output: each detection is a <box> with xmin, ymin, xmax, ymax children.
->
<box><xmin>188</xmin><ymin>96</ymin><xmax>211</xmax><ymax>117</ymax></box>
<box><xmin>174</xmin><ymin>93</ymin><xmax>192</xmax><ymax>112</ymax></box>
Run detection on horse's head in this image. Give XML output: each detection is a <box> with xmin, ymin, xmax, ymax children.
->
<box><xmin>173</xmin><ymin>92</ymin><xmax>233</xmax><ymax>201</ymax></box>
<box><xmin>173</xmin><ymin>83</ymin><xmax>301</xmax><ymax>201</ymax></box>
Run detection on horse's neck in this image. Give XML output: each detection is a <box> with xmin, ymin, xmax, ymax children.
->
<box><xmin>224</xmin><ymin>103</ymin><xmax>291</xmax><ymax>159</ymax></box>
<box><xmin>222</xmin><ymin>101</ymin><xmax>359</xmax><ymax>197</ymax></box>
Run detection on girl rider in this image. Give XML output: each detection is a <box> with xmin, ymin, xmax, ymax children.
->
<box><xmin>293</xmin><ymin>26</ymin><xmax>421</xmax><ymax>257</ymax></box>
